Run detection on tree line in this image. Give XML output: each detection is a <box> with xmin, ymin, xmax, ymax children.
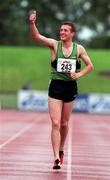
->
<box><xmin>0</xmin><ymin>0</ymin><xmax>110</xmax><ymax>48</ymax></box>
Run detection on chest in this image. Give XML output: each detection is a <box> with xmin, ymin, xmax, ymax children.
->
<box><xmin>62</xmin><ymin>46</ymin><xmax>73</xmax><ymax>58</ymax></box>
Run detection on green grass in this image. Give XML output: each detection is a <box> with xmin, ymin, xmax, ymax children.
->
<box><xmin>0</xmin><ymin>46</ymin><xmax>50</xmax><ymax>92</ymax></box>
<box><xmin>0</xmin><ymin>46</ymin><xmax>110</xmax><ymax>94</ymax></box>
<box><xmin>78</xmin><ymin>49</ymin><xmax>110</xmax><ymax>93</ymax></box>
<box><xmin>0</xmin><ymin>93</ymin><xmax>17</xmax><ymax>109</ymax></box>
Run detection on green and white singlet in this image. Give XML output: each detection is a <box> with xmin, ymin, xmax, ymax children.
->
<box><xmin>50</xmin><ymin>41</ymin><xmax>81</xmax><ymax>81</ymax></box>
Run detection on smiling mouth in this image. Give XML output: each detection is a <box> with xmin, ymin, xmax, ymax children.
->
<box><xmin>60</xmin><ymin>35</ymin><xmax>66</xmax><ymax>38</ymax></box>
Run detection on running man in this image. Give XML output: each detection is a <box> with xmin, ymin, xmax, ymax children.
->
<box><xmin>29</xmin><ymin>10</ymin><xmax>94</xmax><ymax>169</ymax></box>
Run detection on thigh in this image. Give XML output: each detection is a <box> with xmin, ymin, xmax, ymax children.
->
<box><xmin>63</xmin><ymin>81</ymin><xmax>78</xmax><ymax>102</ymax></box>
<box><xmin>48</xmin><ymin>96</ymin><xmax>63</xmax><ymax>124</ymax></box>
<box><xmin>61</xmin><ymin>101</ymin><xmax>74</xmax><ymax>123</ymax></box>
<box><xmin>48</xmin><ymin>80</ymin><xmax>64</xmax><ymax>101</ymax></box>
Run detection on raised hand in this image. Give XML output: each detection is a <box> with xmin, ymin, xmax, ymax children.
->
<box><xmin>29</xmin><ymin>10</ymin><xmax>37</xmax><ymax>23</ymax></box>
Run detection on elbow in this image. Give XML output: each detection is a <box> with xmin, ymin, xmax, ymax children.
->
<box><xmin>85</xmin><ymin>64</ymin><xmax>94</xmax><ymax>74</ymax></box>
<box><xmin>31</xmin><ymin>33</ymin><xmax>40</xmax><ymax>42</ymax></box>
<box><xmin>88</xmin><ymin>63</ymin><xmax>94</xmax><ymax>72</ymax></box>
<box><xmin>90</xmin><ymin>63</ymin><xmax>94</xmax><ymax>71</ymax></box>
<box><xmin>32</xmin><ymin>34</ymin><xmax>37</xmax><ymax>40</ymax></box>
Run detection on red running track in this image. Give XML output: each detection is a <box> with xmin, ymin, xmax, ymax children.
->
<box><xmin>0</xmin><ymin>110</ymin><xmax>110</xmax><ymax>180</ymax></box>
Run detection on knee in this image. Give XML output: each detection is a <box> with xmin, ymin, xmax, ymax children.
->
<box><xmin>52</xmin><ymin>120</ymin><xmax>60</xmax><ymax>130</ymax></box>
<box><xmin>61</xmin><ymin>121</ymin><xmax>68</xmax><ymax>129</ymax></box>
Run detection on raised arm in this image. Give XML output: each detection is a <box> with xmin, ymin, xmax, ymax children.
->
<box><xmin>29</xmin><ymin>10</ymin><xmax>56</xmax><ymax>48</ymax></box>
<box><xmin>71</xmin><ymin>44</ymin><xmax>94</xmax><ymax>80</ymax></box>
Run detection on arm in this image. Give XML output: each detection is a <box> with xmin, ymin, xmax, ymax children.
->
<box><xmin>71</xmin><ymin>45</ymin><xmax>94</xmax><ymax>80</ymax></box>
<box><xmin>29</xmin><ymin>10</ymin><xmax>56</xmax><ymax>48</ymax></box>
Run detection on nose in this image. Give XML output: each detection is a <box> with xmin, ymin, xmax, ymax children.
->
<box><xmin>60</xmin><ymin>30</ymin><xmax>65</xmax><ymax>36</ymax></box>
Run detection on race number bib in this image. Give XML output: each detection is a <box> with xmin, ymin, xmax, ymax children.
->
<box><xmin>57</xmin><ymin>58</ymin><xmax>76</xmax><ymax>73</ymax></box>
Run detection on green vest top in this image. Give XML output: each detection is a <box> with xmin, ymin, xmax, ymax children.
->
<box><xmin>50</xmin><ymin>41</ymin><xmax>81</xmax><ymax>81</ymax></box>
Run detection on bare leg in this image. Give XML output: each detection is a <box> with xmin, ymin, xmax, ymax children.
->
<box><xmin>60</xmin><ymin>101</ymin><xmax>74</xmax><ymax>151</ymax></box>
<box><xmin>48</xmin><ymin>96</ymin><xmax>63</xmax><ymax>160</ymax></box>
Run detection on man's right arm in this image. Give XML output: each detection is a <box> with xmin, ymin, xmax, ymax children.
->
<box><xmin>29</xmin><ymin>11</ymin><xmax>56</xmax><ymax>48</ymax></box>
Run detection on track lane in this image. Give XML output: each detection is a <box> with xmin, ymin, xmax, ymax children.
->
<box><xmin>72</xmin><ymin>114</ymin><xmax>110</xmax><ymax>179</ymax></box>
<box><xmin>0</xmin><ymin>110</ymin><xmax>110</xmax><ymax>180</ymax></box>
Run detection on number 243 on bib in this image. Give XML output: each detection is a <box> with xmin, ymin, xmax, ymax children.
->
<box><xmin>57</xmin><ymin>58</ymin><xmax>76</xmax><ymax>73</ymax></box>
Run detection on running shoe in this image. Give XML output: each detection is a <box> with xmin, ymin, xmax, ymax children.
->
<box><xmin>53</xmin><ymin>159</ymin><xmax>61</xmax><ymax>169</ymax></box>
<box><xmin>59</xmin><ymin>151</ymin><xmax>64</xmax><ymax>165</ymax></box>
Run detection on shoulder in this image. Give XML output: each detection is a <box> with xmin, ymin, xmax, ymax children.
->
<box><xmin>48</xmin><ymin>38</ymin><xmax>58</xmax><ymax>49</ymax></box>
<box><xmin>51</xmin><ymin>39</ymin><xmax>59</xmax><ymax>54</ymax></box>
<box><xmin>77</xmin><ymin>44</ymin><xmax>86</xmax><ymax>52</ymax></box>
<box><xmin>77</xmin><ymin>44</ymin><xmax>87</xmax><ymax>58</ymax></box>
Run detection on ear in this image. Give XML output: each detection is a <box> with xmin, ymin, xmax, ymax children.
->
<box><xmin>72</xmin><ymin>32</ymin><xmax>75</xmax><ymax>38</ymax></box>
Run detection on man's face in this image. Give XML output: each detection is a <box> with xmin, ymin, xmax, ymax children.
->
<box><xmin>59</xmin><ymin>25</ymin><xmax>74</xmax><ymax>41</ymax></box>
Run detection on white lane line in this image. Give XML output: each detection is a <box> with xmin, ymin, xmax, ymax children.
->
<box><xmin>67</xmin><ymin>120</ymin><xmax>72</xmax><ymax>180</ymax></box>
<box><xmin>0</xmin><ymin>120</ymin><xmax>36</xmax><ymax>150</ymax></box>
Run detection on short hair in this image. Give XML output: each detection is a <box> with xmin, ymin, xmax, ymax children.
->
<box><xmin>61</xmin><ymin>22</ymin><xmax>76</xmax><ymax>33</ymax></box>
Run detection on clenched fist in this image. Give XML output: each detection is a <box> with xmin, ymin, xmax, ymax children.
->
<box><xmin>29</xmin><ymin>10</ymin><xmax>37</xmax><ymax>23</ymax></box>
<box><xmin>70</xmin><ymin>72</ymin><xmax>81</xmax><ymax>80</ymax></box>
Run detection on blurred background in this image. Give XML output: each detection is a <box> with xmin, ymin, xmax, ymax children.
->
<box><xmin>0</xmin><ymin>0</ymin><xmax>110</xmax><ymax>110</ymax></box>
<box><xmin>0</xmin><ymin>0</ymin><xmax>110</xmax><ymax>47</ymax></box>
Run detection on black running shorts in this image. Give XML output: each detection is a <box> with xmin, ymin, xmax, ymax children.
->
<box><xmin>48</xmin><ymin>79</ymin><xmax>78</xmax><ymax>103</ymax></box>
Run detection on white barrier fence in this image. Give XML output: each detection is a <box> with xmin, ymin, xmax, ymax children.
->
<box><xmin>18</xmin><ymin>90</ymin><xmax>110</xmax><ymax>114</ymax></box>
<box><xmin>18</xmin><ymin>90</ymin><xmax>48</xmax><ymax>111</ymax></box>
